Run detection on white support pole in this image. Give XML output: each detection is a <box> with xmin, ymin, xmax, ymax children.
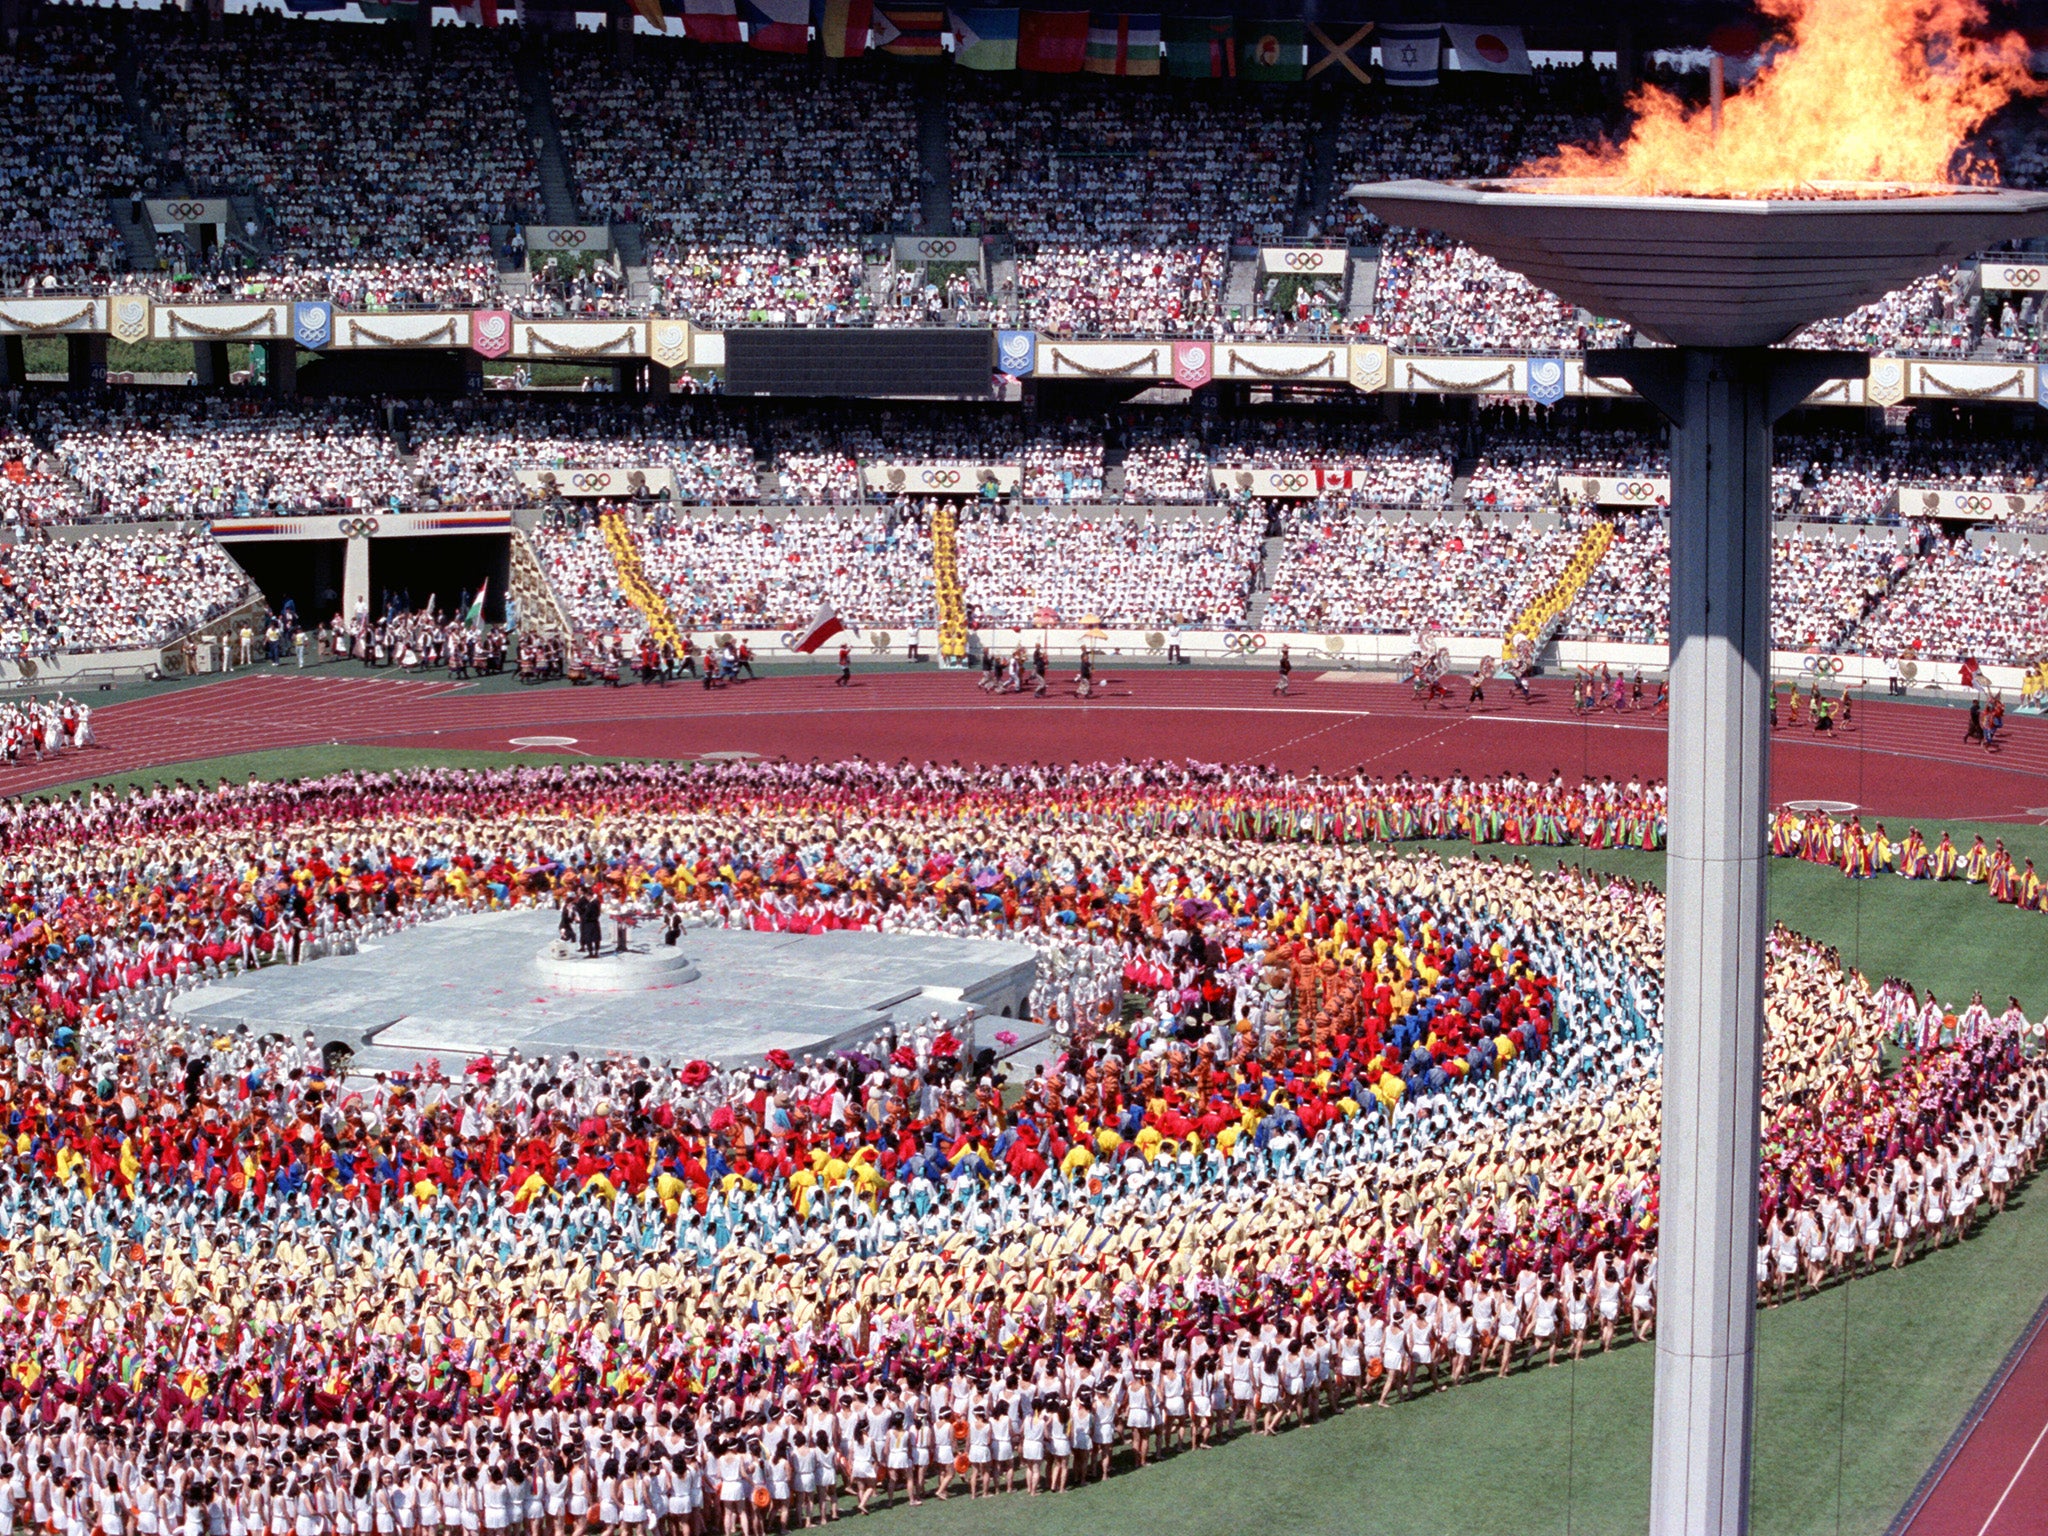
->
<box><xmin>1650</xmin><ymin>348</ymin><xmax>1773</xmax><ymax>1536</ymax></box>
<box><xmin>1589</xmin><ymin>347</ymin><xmax>1860</xmax><ymax>1536</ymax></box>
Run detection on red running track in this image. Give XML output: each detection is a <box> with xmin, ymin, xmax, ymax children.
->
<box><xmin>11</xmin><ymin>666</ymin><xmax>2048</xmax><ymax>822</ymax></box>
<box><xmin>1894</xmin><ymin>1295</ymin><xmax>2048</xmax><ymax>1536</ymax></box>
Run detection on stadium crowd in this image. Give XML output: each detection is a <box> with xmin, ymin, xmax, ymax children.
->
<box><xmin>0</xmin><ymin>21</ymin><xmax>144</xmax><ymax>296</ymax></box>
<box><xmin>0</xmin><ymin>526</ymin><xmax>247</xmax><ymax>655</ymax></box>
<box><xmin>1263</xmin><ymin>511</ymin><xmax>1584</xmax><ymax>637</ymax></box>
<box><xmin>955</xmin><ymin>506</ymin><xmax>1262</xmax><ymax>629</ymax></box>
<box><xmin>133</xmin><ymin>15</ymin><xmax>536</xmax><ymax>307</ymax></box>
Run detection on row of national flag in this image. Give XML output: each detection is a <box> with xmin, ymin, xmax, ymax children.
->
<box><xmin>591</xmin><ymin>5</ymin><xmax>1530</xmax><ymax>79</ymax></box>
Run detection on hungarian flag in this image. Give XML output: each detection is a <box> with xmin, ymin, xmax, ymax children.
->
<box><xmin>789</xmin><ymin>603</ymin><xmax>846</xmax><ymax>654</ymax></box>
<box><xmin>816</xmin><ymin>0</ymin><xmax>873</xmax><ymax>55</ymax></box>
<box><xmin>744</xmin><ymin>0</ymin><xmax>810</xmax><ymax>50</ymax></box>
<box><xmin>464</xmin><ymin>581</ymin><xmax>489</xmax><ymax>626</ymax></box>
<box><xmin>1018</xmin><ymin>8</ymin><xmax>1088</xmax><ymax>70</ymax></box>
<box><xmin>873</xmin><ymin>4</ymin><xmax>944</xmax><ymax>53</ymax></box>
<box><xmin>1083</xmin><ymin>11</ymin><xmax>1158</xmax><ymax>74</ymax></box>
<box><xmin>682</xmin><ymin>0</ymin><xmax>742</xmax><ymax>42</ymax></box>
<box><xmin>451</xmin><ymin>0</ymin><xmax>498</xmax><ymax>25</ymax></box>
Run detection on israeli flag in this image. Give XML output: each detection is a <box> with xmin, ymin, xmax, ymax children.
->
<box><xmin>293</xmin><ymin>301</ymin><xmax>332</xmax><ymax>350</ymax></box>
<box><xmin>1527</xmin><ymin>356</ymin><xmax>1565</xmax><ymax>405</ymax></box>
<box><xmin>997</xmin><ymin>329</ymin><xmax>1036</xmax><ymax>377</ymax></box>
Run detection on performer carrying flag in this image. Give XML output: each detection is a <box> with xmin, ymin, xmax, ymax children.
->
<box><xmin>787</xmin><ymin>602</ymin><xmax>847</xmax><ymax>655</ymax></box>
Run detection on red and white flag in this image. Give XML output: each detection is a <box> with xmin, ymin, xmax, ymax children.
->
<box><xmin>452</xmin><ymin>0</ymin><xmax>499</xmax><ymax>25</ymax></box>
<box><xmin>788</xmin><ymin>603</ymin><xmax>846</xmax><ymax>654</ymax></box>
<box><xmin>682</xmin><ymin>0</ymin><xmax>742</xmax><ymax>43</ymax></box>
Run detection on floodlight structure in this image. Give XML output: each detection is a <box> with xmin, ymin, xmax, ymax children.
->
<box><xmin>1352</xmin><ymin>178</ymin><xmax>2048</xmax><ymax>1536</ymax></box>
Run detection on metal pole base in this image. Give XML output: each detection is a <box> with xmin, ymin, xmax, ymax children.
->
<box><xmin>1585</xmin><ymin>347</ymin><xmax>1862</xmax><ymax>1536</ymax></box>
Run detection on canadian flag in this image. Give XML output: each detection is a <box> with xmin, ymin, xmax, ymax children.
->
<box><xmin>788</xmin><ymin>603</ymin><xmax>846</xmax><ymax>655</ymax></box>
<box><xmin>453</xmin><ymin>0</ymin><xmax>499</xmax><ymax>24</ymax></box>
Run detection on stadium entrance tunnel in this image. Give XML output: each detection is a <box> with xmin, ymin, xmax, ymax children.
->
<box><xmin>223</xmin><ymin>536</ymin><xmax>346</xmax><ymax>627</ymax></box>
<box><xmin>369</xmin><ymin>534</ymin><xmax>511</xmax><ymax>624</ymax></box>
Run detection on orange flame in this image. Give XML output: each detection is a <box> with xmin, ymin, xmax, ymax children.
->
<box><xmin>1524</xmin><ymin>0</ymin><xmax>2041</xmax><ymax>196</ymax></box>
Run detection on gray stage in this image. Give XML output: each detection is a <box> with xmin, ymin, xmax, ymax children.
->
<box><xmin>168</xmin><ymin>909</ymin><xmax>1039</xmax><ymax>1071</ymax></box>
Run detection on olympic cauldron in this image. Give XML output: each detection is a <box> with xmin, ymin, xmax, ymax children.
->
<box><xmin>1350</xmin><ymin>177</ymin><xmax>2048</xmax><ymax>1536</ymax></box>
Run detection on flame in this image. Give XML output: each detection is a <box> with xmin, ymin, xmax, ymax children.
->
<box><xmin>1524</xmin><ymin>0</ymin><xmax>2040</xmax><ymax>196</ymax></box>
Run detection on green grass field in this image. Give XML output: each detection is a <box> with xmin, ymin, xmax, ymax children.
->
<box><xmin>15</xmin><ymin>743</ymin><xmax>2047</xmax><ymax>1533</ymax></box>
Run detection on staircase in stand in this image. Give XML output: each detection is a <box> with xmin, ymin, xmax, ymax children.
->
<box><xmin>932</xmin><ymin>503</ymin><xmax>968</xmax><ymax>663</ymax></box>
<box><xmin>598</xmin><ymin>510</ymin><xmax>682</xmax><ymax>650</ymax></box>
<box><xmin>1502</xmin><ymin>518</ymin><xmax>1614</xmax><ymax>659</ymax></box>
<box><xmin>516</xmin><ymin>46</ymin><xmax>584</xmax><ymax>227</ymax></box>
<box><xmin>507</xmin><ymin>528</ymin><xmax>573</xmax><ymax>640</ymax></box>
<box><xmin>106</xmin><ymin>198</ymin><xmax>161</xmax><ymax>275</ymax></box>
<box><xmin>916</xmin><ymin>75</ymin><xmax>954</xmax><ymax>234</ymax></box>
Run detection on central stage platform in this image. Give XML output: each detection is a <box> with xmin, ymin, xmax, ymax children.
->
<box><xmin>168</xmin><ymin>909</ymin><xmax>1038</xmax><ymax>1071</ymax></box>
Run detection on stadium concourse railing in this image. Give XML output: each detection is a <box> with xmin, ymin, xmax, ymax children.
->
<box><xmin>5</xmin><ymin>295</ymin><xmax>2047</xmax><ymax>407</ymax></box>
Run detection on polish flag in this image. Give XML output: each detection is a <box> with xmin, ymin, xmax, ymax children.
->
<box><xmin>788</xmin><ymin>603</ymin><xmax>847</xmax><ymax>654</ymax></box>
<box><xmin>452</xmin><ymin>0</ymin><xmax>499</xmax><ymax>25</ymax></box>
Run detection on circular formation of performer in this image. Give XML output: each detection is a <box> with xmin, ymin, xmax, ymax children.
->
<box><xmin>0</xmin><ymin>759</ymin><xmax>2031</xmax><ymax>1531</ymax></box>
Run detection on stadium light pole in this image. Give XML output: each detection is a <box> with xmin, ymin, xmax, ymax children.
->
<box><xmin>1350</xmin><ymin>179</ymin><xmax>2048</xmax><ymax>1536</ymax></box>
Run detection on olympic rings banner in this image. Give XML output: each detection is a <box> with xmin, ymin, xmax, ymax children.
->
<box><xmin>144</xmin><ymin>198</ymin><xmax>229</xmax><ymax>230</ymax></box>
<box><xmin>1981</xmin><ymin>261</ymin><xmax>2048</xmax><ymax>292</ymax></box>
<box><xmin>892</xmin><ymin>235</ymin><xmax>984</xmax><ymax>265</ymax></box>
<box><xmin>1211</xmin><ymin>468</ymin><xmax>1321</xmax><ymax>497</ymax></box>
<box><xmin>860</xmin><ymin>464</ymin><xmax>1022</xmax><ymax>494</ymax></box>
<box><xmin>512</xmin><ymin>468</ymin><xmax>680</xmax><ymax>500</ymax></box>
<box><xmin>1259</xmin><ymin>248</ymin><xmax>1346</xmax><ymax>276</ymax></box>
<box><xmin>1561</xmin><ymin>474</ymin><xmax>1671</xmax><ymax>508</ymax></box>
<box><xmin>524</xmin><ymin>225</ymin><xmax>611</xmax><ymax>253</ymax></box>
<box><xmin>1896</xmin><ymin>485</ymin><xmax>2041</xmax><ymax>522</ymax></box>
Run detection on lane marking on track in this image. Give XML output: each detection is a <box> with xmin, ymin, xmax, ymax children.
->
<box><xmin>1975</xmin><ymin>1415</ymin><xmax>2048</xmax><ymax>1536</ymax></box>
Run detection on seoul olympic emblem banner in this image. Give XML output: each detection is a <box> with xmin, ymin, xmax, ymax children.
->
<box><xmin>108</xmin><ymin>295</ymin><xmax>151</xmax><ymax>346</ymax></box>
<box><xmin>648</xmin><ymin>319</ymin><xmax>692</xmax><ymax>370</ymax></box>
<box><xmin>293</xmin><ymin>302</ymin><xmax>333</xmax><ymax>350</ymax></box>
<box><xmin>1866</xmin><ymin>356</ymin><xmax>1907</xmax><ymax>408</ymax></box>
<box><xmin>996</xmin><ymin>330</ymin><xmax>1036</xmax><ymax>377</ymax></box>
<box><xmin>471</xmin><ymin>310</ymin><xmax>513</xmax><ymax>360</ymax></box>
<box><xmin>1348</xmin><ymin>343</ymin><xmax>1389</xmax><ymax>393</ymax></box>
<box><xmin>1172</xmin><ymin>340</ymin><xmax>1212</xmax><ymax>389</ymax></box>
<box><xmin>1526</xmin><ymin>356</ymin><xmax>1565</xmax><ymax>406</ymax></box>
